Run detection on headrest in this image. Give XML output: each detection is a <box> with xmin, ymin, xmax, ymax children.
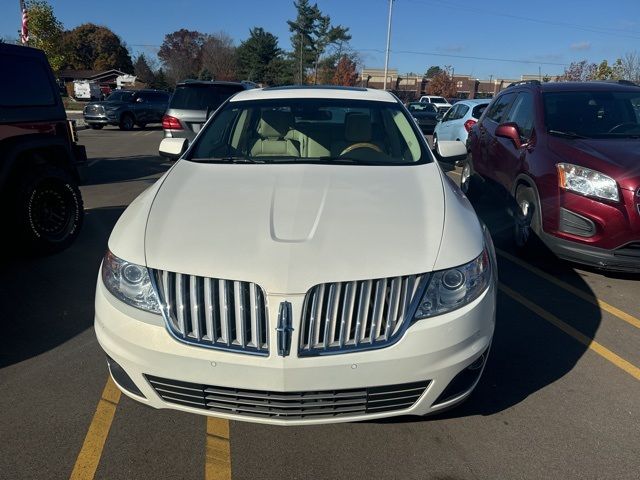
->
<box><xmin>345</xmin><ymin>113</ymin><xmax>372</xmax><ymax>142</ymax></box>
<box><xmin>258</xmin><ymin>110</ymin><xmax>294</xmax><ymax>138</ymax></box>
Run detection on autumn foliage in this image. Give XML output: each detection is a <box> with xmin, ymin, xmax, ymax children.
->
<box><xmin>332</xmin><ymin>55</ymin><xmax>358</xmax><ymax>86</ymax></box>
<box><xmin>426</xmin><ymin>71</ymin><xmax>457</xmax><ymax>97</ymax></box>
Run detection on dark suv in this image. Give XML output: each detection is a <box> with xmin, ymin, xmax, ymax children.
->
<box><xmin>463</xmin><ymin>80</ymin><xmax>640</xmax><ymax>272</ymax></box>
<box><xmin>0</xmin><ymin>43</ymin><xmax>86</xmax><ymax>253</ymax></box>
<box><xmin>162</xmin><ymin>81</ymin><xmax>248</xmax><ymax>141</ymax></box>
<box><xmin>83</xmin><ymin>89</ymin><xmax>170</xmax><ymax>130</ymax></box>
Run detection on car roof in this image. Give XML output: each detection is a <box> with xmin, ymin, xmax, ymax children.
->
<box><xmin>231</xmin><ymin>85</ymin><xmax>397</xmax><ymax>103</ymax></box>
<box><xmin>456</xmin><ymin>99</ymin><xmax>491</xmax><ymax>105</ymax></box>
<box><xmin>176</xmin><ymin>80</ymin><xmax>246</xmax><ymax>87</ymax></box>
<box><xmin>539</xmin><ymin>81</ymin><xmax>640</xmax><ymax>93</ymax></box>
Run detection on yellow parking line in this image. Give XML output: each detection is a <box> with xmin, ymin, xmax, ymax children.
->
<box><xmin>499</xmin><ymin>283</ymin><xmax>640</xmax><ymax>381</ymax></box>
<box><xmin>205</xmin><ymin>417</ymin><xmax>232</xmax><ymax>480</ymax></box>
<box><xmin>496</xmin><ymin>248</ymin><xmax>640</xmax><ymax>330</ymax></box>
<box><xmin>69</xmin><ymin>377</ymin><xmax>121</xmax><ymax>480</ymax></box>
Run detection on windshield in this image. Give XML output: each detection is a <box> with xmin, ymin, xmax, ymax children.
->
<box><xmin>170</xmin><ymin>85</ymin><xmax>222</xmax><ymax>110</ymax></box>
<box><xmin>105</xmin><ymin>91</ymin><xmax>134</xmax><ymax>102</ymax></box>
<box><xmin>429</xmin><ymin>97</ymin><xmax>447</xmax><ymax>104</ymax></box>
<box><xmin>187</xmin><ymin>98</ymin><xmax>430</xmax><ymax>165</ymax></box>
<box><xmin>543</xmin><ymin>90</ymin><xmax>640</xmax><ymax>138</ymax></box>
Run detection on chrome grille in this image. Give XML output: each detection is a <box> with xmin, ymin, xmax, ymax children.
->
<box><xmin>299</xmin><ymin>274</ymin><xmax>427</xmax><ymax>355</ymax></box>
<box><xmin>146</xmin><ymin>375</ymin><xmax>429</xmax><ymax>420</ymax></box>
<box><xmin>152</xmin><ymin>270</ymin><xmax>268</xmax><ymax>355</ymax></box>
<box><xmin>85</xmin><ymin>104</ymin><xmax>104</xmax><ymax>115</ymax></box>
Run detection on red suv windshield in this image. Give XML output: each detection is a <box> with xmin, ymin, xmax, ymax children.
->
<box><xmin>543</xmin><ymin>91</ymin><xmax>640</xmax><ymax>138</ymax></box>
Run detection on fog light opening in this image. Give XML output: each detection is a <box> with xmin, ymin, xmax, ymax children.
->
<box><xmin>106</xmin><ymin>356</ymin><xmax>146</xmax><ymax>399</ymax></box>
<box><xmin>432</xmin><ymin>348</ymin><xmax>489</xmax><ymax>408</ymax></box>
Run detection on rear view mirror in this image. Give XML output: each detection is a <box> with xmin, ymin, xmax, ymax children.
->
<box><xmin>495</xmin><ymin>122</ymin><xmax>523</xmax><ymax>149</ymax></box>
<box><xmin>436</xmin><ymin>140</ymin><xmax>467</xmax><ymax>161</ymax></box>
<box><xmin>159</xmin><ymin>138</ymin><xmax>188</xmax><ymax>159</ymax></box>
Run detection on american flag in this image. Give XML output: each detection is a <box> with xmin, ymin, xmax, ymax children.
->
<box><xmin>20</xmin><ymin>0</ymin><xmax>29</xmax><ymax>44</ymax></box>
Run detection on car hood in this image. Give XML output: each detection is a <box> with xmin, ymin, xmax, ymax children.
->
<box><xmin>90</xmin><ymin>100</ymin><xmax>127</xmax><ymax>108</ymax></box>
<box><xmin>143</xmin><ymin>161</ymin><xmax>447</xmax><ymax>294</ymax></box>
<box><xmin>548</xmin><ymin>136</ymin><xmax>640</xmax><ymax>191</ymax></box>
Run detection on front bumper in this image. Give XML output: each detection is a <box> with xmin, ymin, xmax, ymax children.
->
<box><xmin>95</xmin><ymin>278</ymin><xmax>496</xmax><ymax>425</ymax></box>
<box><xmin>84</xmin><ymin>113</ymin><xmax>119</xmax><ymax>125</ymax></box>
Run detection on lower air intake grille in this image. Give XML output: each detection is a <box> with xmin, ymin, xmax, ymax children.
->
<box><xmin>146</xmin><ymin>375</ymin><xmax>429</xmax><ymax>420</ymax></box>
<box><xmin>151</xmin><ymin>270</ymin><xmax>269</xmax><ymax>355</ymax></box>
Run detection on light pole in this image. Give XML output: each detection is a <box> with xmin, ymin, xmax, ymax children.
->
<box><xmin>383</xmin><ymin>0</ymin><xmax>394</xmax><ymax>90</ymax></box>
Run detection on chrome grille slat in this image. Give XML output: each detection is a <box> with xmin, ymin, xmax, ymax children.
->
<box><xmin>152</xmin><ymin>270</ymin><xmax>268</xmax><ymax>355</ymax></box>
<box><xmin>300</xmin><ymin>274</ymin><xmax>426</xmax><ymax>355</ymax></box>
<box><xmin>147</xmin><ymin>375</ymin><xmax>429</xmax><ymax>420</ymax></box>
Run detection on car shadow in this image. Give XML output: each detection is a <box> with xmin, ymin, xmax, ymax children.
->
<box><xmin>82</xmin><ymin>156</ymin><xmax>172</xmax><ymax>186</ymax></box>
<box><xmin>0</xmin><ymin>206</ymin><xmax>124</xmax><ymax>368</ymax></box>
<box><xmin>377</xmin><ymin>183</ymin><xmax>603</xmax><ymax>422</ymax></box>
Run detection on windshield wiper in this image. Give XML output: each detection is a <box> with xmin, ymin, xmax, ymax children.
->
<box><xmin>191</xmin><ymin>156</ymin><xmax>267</xmax><ymax>164</ymax></box>
<box><xmin>548</xmin><ymin>129</ymin><xmax>588</xmax><ymax>139</ymax></box>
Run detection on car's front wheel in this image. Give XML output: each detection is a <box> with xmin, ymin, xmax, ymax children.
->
<box><xmin>460</xmin><ymin>160</ymin><xmax>482</xmax><ymax>201</ymax></box>
<box><xmin>119</xmin><ymin>113</ymin><xmax>135</xmax><ymax>131</ymax></box>
<box><xmin>513</xmin><ymin>186</ymin><xmax>541</xmax><ymax>250</ymax></box>
<box><xmin>90</xmin><ymin>124</ymin><xmax>104</xmax><ymax>130</ymax></box>
<box><xmin>13</xmin><ymin>165</ymin><xmax>84</xmax><ymax>253</ymax></box>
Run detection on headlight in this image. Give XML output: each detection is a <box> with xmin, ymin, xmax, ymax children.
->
<box><xmin>557</xmin><ymin>163</ymin><xmax>619</xmax><ymax>202</ymax></box>
<box><xmin>101</xmin><ymin>250</ymin><xmax>160</xmax><ymax>313</ymax></box>
<box><xmin>415</xmin><ymin>227</ymin><xmax>495</xmax><ymax>319</ymax></box>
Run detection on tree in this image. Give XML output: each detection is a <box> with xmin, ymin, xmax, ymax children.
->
<box><xmin>149</xmin><ymin>68</ymin><xmax>171</xmax><ymax>91</ymax></box>
<box><xmin>133</xmin><ymin>54</ymin><xmax>155</xmax><ymax>83</ymax></box>
<box><xmin>287</xmin><ymin>0</ymin><xmax>351</xmax><ymax>84</ymax></box>
<box><xmin>593</xmin><ymin>60</ymin><xmax>615</xmax><ymax>80</ymax></box>
<box><xmin>158</xmin><ymin>29</ymin><xmax>207</xmax><ymax>84</ymax></box>
<box><xmin>613</xmin><ymin>51</ymin><xmax>640</xmax><ymax>83</ymax></box>
<box><xmin>425</xmin><ymin>65</ymin><xmax>442</xmax><ymax>78</ymax></box>
<box><xmin>264</xmin><ymin>57</ymin><xmax>294</xmax><ymax>86</ymax></box>
<box><xmin>237</xmin><ymin>27</ymin><xmax>282</xmax><ymax>83</ymax></box>
<box><xmin>332</xmin><ymin>55</ymin><xmax>358</xmax><ymax>86</ymax></box>
<box><xmin>427</xmin><ymin>69</ymin><xmax>456</xmax><ymax>97</ymax></box>
<box><xmin>560</xmin><ymin>60</ymin><xmax>597</xmax><ymax>81</ymax></box>
<box><xmin>200</xmin><ymin>32</ymin><xmax>237</xmax><ymax>81</ymax></box>
<box><xmin>63</xmin><ymin>24</ymin><xmax>133</xmax><ymax>72</ymax></box>
<box><xmin>24</xmin><ymin>0</ymin><xmax>65</xmax><ymax>71</ymax></box>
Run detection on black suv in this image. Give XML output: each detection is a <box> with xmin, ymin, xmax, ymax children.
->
<box><xmin>0</xmin><ymin>43</ymin><xmax>86</xmax><ymax>253</ymax></box>
<box><xmin>83</xmin><ymin>89</ymin><xmax>170</xmax><ymax>130</ymax></box>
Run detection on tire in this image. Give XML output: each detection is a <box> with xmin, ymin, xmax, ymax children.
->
<box><xmin>136</xmin><ymin>122</ymin><xmax>147</xmax><ymax>129</ymax></box>
<box><xmin>12</xmin><ymin>166</ymin><xmax>84</xmax><ymax>254</ymax></box>
<box><xmin>90</xmin><ymin>124</ymin><xmax>104</xmax><ymax>130</ymax></box>
<box><xmin>513</xmin><ymin>186</ymin><xmax>541</xmax><ymax>251</ymax></box>
<box><xmin>119</xmin><ymin>113</ymin><xmax>134</xmax><ymax>131</ymax></box>
<box><xmin>460</xmin><ymin>160</ymin><xmax>482</xmax><ymax>201</ymax></box>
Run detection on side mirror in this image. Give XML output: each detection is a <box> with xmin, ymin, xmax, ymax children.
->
<box><xmin>495</xmin><ymin>122</ymin><xmax>523</xmax><ymax>149</ymax></box>
<box><xmin>436</xmin><ymin>114</ymin><xmax>444</xmax><ymax>121</ymax></box>
<box><xmin>159</xmin><ymin>137</ymin><xmax>188</xmax><ymax>160</ymax></box>
<box><xmin>436</xmin><ymin>140</ymin><xmax>468</xmax><ymax>161</ymax></box>
<box><xmin>136</xmin><ymin>97</ymin><xmax>144</xmax><ymax>103</ymax></box>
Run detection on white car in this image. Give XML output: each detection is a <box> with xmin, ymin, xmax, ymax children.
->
<box><xmin>419</xmin><ymin>95</ymin><xmax>452</xmax><ymax>114</ymax></box>
<box><xmin>95</xmin><ymin>86</ymin><xmax>497</xmax><ymax>425</ymax></box>
<box><xmin>433</xmin><ymin>99</ymin><xmax>491</xmax><ymax>151</ymax></box>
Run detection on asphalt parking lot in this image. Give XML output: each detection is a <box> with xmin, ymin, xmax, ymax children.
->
<box><xmin>1</xmin><ymin>127</ymin><xmax>639</xmax><ymax>480</ymax></box>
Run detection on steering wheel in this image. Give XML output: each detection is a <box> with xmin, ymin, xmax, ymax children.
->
<box><xmin>340</xmin><ymin>142</ymin><xmax>383</xmax><ymax>156</ymax></box>
<box><xmin>608</xmin><ymin>122</ymin><xmax>638</xmax><ymax>133</ymax></box>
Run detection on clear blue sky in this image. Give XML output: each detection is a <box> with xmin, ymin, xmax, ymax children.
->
<box><xmin>2</xmin><ymin>0</ymin><xmax>640</xmax><ymax>79</ymax></box>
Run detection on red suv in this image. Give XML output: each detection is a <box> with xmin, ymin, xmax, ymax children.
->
<box><xmin>463</xmin><ymin>80</ymin><xmax>640</xmax><ymax>272</ymax></box>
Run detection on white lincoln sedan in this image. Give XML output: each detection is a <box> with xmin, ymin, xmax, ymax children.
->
<box><xmin>95</xmin><ymin>86</ymin><xmax>497</xmax><ymax>425</ymax></box>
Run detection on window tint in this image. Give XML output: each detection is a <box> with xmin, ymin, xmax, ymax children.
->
<box><xmin>429</xmin><ymin>97</ymin><xmax>447</xmax><ymax>103</ymax></box>
<box><xmin>486</xmin><ymin>93</ymin><xmax>516</xmax><ymax>123</ymax></box>
<box><xmin>455</xmin><ymin>104</ymin><xmax>470</xmax><ymax>119</ymax></box>
<box><xmin>472</xmin><ymin>103</ymin><xmax>488</xmax><ymax>119</ymax></box>
<box><xmin>441</xmin><ymin>105</ymin><xmax>456</xmax><ymax>121</ymax></box>
<box><xmin>543</xmin><ymin>91</ymin><xmax>640</xmax><ymax>138</ymax></box>
<box><xmin>217</xmin><ymin>85</ymin><xmax>244</xmax><ymax>101</ymax></box>
<box><xmin>0</xmin><ymin>54</ymin><xmax>55</xmax><ymax>106</ymax></box>
<box><xmin>170</xmin><ymin>85</ymin><xmax>221</xmax><ymax>110</ymax></box>
<box><xmin>507</xmin><ymin>93</ymin><xmax>535</xmax><ymax>139</ymax></box>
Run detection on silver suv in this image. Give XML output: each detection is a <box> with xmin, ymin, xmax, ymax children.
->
<box><xmin>162</xmin><ymin>81</ymin><xmax>248</xmax><ymax>141</ymax></box>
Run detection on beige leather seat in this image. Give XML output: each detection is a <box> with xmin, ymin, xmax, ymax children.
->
<box><xmin>331</xmin><ymin>113</ymin><xmax>375</xmax><ymax>157</ymax></box>
<box><xmin>250</xmin><ymin>110</ymin><xmax>300</xmax><ymax>157</ymax></box>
